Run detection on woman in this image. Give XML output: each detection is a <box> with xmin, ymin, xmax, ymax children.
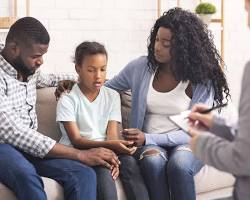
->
<box><xmin>188</xmin><ymin>1</ymin><xmax>250</xmax><ymax>200</ymax></box>
<box><xmin>105</xmin><ymin>7</ymin><xmax>230</xmax><ymax>200</ymax></box>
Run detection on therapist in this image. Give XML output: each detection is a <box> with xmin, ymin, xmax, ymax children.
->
<box><xmin>188</xmin><ymin>2</ymin><xmax>250</xmax><ymax>199</ymax></box>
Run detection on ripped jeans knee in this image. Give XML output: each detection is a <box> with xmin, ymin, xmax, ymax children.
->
<box><xmin>139</xmin><ymin>148</ymin><xmax>167</xmax><ymax>161</ymax></box>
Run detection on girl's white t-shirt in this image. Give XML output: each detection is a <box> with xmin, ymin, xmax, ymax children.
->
<box><xmin>56</xmin><ymin>84</ymin><xmax>121</xmax><ymax>146</ymax></box>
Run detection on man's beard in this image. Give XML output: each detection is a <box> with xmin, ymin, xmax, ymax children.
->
<box><xmin>12</xmin><ymin>56</ymin><xmax>36</xmax><ymax>77</ymax></box>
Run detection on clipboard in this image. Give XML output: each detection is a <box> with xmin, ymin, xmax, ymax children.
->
<box><xmin>168</xmin><ymin>110</ymin><xmax>191</xmax><ymax>133</ymax></box>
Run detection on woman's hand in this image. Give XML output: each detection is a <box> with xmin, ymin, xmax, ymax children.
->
<box><xmin>188</xmin><ymin>104</ymin><xmax>215</xmax><ymax>130</ymax></box>
<box><xmin>122</xmin><ymin>128</ymin><xmax>145</xmax><ymax>147</ymax></box>
<box><xmin>107</xmin><ymin>140</ymin><xmax>137</xmax><ymax>155</ymax></box>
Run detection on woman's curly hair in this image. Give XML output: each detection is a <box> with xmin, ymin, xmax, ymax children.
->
<box><xmin>147</xmin><ymin>7</ymin><xmax>230</xmax><ymax>105</ymax></box>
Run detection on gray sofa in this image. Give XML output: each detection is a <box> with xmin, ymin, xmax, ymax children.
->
<box><xmin>0</xmin><ymin>87</ymin><xmax>235</xmax><ymax>200</ymax></box>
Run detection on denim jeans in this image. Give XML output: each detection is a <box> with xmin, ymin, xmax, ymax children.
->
<box><xmin>93</xmin><ymin>166</ymin><xmax>117</xmax><ymax>200</ymax></box>
<box><xmin>133</xmin><ymin>144</ymin><xmax>203</xmax><ymax>200</ymax></box>
<box><xmin>0</xmin><ymin>144</ymin><xmax>97</xmax><ymax>200</ymax></box>
<box><xmin>119</xmin><ymin>155</ymin><xmax>149</xmax><ymax>200</ymax></box>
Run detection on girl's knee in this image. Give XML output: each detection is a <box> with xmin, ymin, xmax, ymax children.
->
<box><xmin>94</xmin><ymin>166</ymin><xmax>113</xmax><ymax>181</ymax></box>
<box><xmin>119</xmin><ymin>155</ymin><xmax>138</xmax><ymax>170</ymax></box>
<box><xmin>119</xmin><ymin>155</ymin><xmax>136</xmax><ymax>164</ymax></box>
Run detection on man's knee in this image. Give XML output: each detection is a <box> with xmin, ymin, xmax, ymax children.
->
<box><xmin>62</xmin><ymin>163</ymin><xmax>96</xmax><ymax>199</ymax></box>
<box><xmin>0</xmin><ymin>145</ymin><xmax>38</xmax><ymax>182</ymax></box>
<box><xmin>0</xmin><ymin>144</ymin><xmax>26</xmax><ymax>163</ymax></box>
<box><xmin>72</xmin><ymin>164</ymin><xmax>97</xmax><ymax>187</ymax></box>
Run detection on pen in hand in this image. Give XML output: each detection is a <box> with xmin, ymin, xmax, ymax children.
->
<box><xmin>187</xmin><ymin>103</ymin><xmax>228</xmax><ymax>130</ymax></box>
<box><xmin>199</xmin><ymin>103</ymin><xmax>228</xmax><ymax>114</ymax></box>
<box><xmin>184</xmin><ymin>103</ymin><xmax>228</xmax><ymax>120</ymax></box>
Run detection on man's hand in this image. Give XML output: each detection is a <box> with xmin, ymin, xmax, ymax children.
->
<box><xmin>188</xmin><ymin>104</ymin><xmax>215</xmax><ymax>130</ymax></box>
<box><xmin>107</xmin><ymin>140</ymin><xmax>137</xmax><ymax>155</ymax></box>
<box><xmin>54</xmin><ymin>80</ymin><xmax>76</xmax><ymax>100</ymax></box>
<box><xmin>77</xmin><ymin>147</ymin><xmax>120</xmax><ymax>169</ymax></box>
<box><xmin>122</xmin><ymin>128</ymin><xmax>145</xmax><ymax>147</ymax></box>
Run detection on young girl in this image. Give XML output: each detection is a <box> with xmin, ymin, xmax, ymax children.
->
<box><xmin>56</xmin><ymin>41</ymin><xmax>140</xmax><ymax>200</ymax></box>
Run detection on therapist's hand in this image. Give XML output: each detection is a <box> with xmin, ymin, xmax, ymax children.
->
<box><xmin>122</xmin><ymin>128</ymin><xmax>145</xmax><ymax>147</ymax></box>
<box><xmin>188</xmin><ymin>127</ymin><xmax>203</xmax><ymax>151</ymax></box>
<box><xmin>188</xmin><ymin>104</ymin><xmax>215</xmax><ymax>130</ymax></box>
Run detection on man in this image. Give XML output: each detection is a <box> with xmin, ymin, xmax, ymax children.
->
<box><xmin>0</xmin><ymin>17</ymin><xmax>119</xmax><ymax>200</ymax></box>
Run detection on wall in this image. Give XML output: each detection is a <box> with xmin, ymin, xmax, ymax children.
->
<box><xmin>0</xmin><ymin>0</ymin><xmax>249</xmax><ymax>106</ymax></box>
<box><xmin>29</xmin><ymin>0</ymin><xmax>157</xmax><ymax>77</ymax></box>
<box><xmin>224</xmin><ymin>0</ymin><xmax>250</xmax><ymax>106</ymax></box>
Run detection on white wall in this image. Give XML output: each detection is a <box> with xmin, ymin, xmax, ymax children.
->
<box><xmin>224</xmin><ymin>0</ymin><xmax>250</xmax><ymax>106</ymax></box>
<box><xmin>0</xmin><ymin>0</ymin><xmax>249</xmax><ymax>106</ymax></box>
<box><xmin>29</xmin><ymin>0</ymin><xmax>157</xmax><ymax>77</ymax></box>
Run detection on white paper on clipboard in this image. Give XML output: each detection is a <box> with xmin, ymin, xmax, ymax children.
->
<box><xmin>168</xmin><ymin>110</ymin><xmax>191</xmax><ymax>133</ymax></box>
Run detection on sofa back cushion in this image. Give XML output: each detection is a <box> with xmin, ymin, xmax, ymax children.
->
<box><xmin>36</xmin><ymin>87</ymin><xmax>61</xmax><ymax>141</ymax></box>
<box><xmin>120</xmin><ymin>90</ymin><xmax>132</xmax><ymax>129</ymax></box>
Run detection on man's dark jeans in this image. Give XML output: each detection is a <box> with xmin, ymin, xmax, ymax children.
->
<box><xmin>0</xmin><ymin>144</ymin><xmax>97</xmax><ymax>200</ymax></box>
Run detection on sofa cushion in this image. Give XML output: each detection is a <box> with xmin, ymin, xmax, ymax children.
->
<box><xmin>0</xmin><ymin>183</ymin><xmax>16</xmax><ymax>200</ymax></box>
<box><xmin>0</xmin><ymin>177</ymin><xmax>64</xmax><ymax>200</ymax></box>
<box><xmin>36</xmin><ymin>87</ymin><xmax>61</xmax><ymax>141</ymax></box>
<box><xmin>195</xmin><ymin>165</ymin><xmax>235</xmax><ymax>193</ymax></box>
<box><xmin>120</xmin><ymin>90</ymin><xmax>131</xmax><ymax>129</ymax></box>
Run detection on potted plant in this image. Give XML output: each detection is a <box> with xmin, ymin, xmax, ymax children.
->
<box><xmin>195</xmin><ymin>2</ymin><xmax>216</xmax><ymax>25</ymax></box>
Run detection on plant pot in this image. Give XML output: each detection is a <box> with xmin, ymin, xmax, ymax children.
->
<box><xmin>197</xmin><ymin>14</ymin><xmax>213</xmax><ymax>25</ymax></box>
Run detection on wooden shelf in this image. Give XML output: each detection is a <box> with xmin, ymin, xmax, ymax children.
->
<box><xmin>211</xmin><ymin>19</ymin><xmax>222</xmax><ymax>23</ymax></box>
<box><xmin>0</xmin><ymin>17</ymin><xmax>18</xmax><ymax>29</ymax></box>
<box><xmin>0</xmin><ymin>0</ymin><xmax>30</xmax><ymax>29</ymax></box>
